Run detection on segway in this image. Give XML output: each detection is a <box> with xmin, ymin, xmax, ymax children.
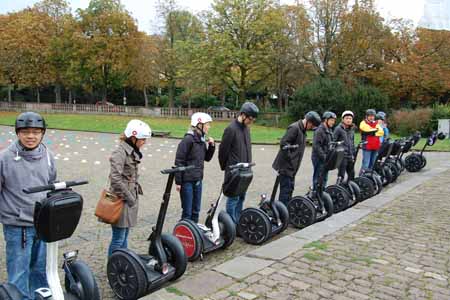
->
<box><xmin>22</xmin><ymin>180</ymin><xmax>101</xmax><ymax>300</ymax></box>
<box><xmin>0</xmin><ymin>284</ymin><xmax>22</xmax><ymax>300</ymax></box>
<box><xmin>173</xmin><ymin>165</ymin><xmax>239</xmax><ymax>261</ymax></box>
<box><xmin>107</xmin><ymin>166</ymin><xmax>191</xmax><ymax>300</ymax></box>
<box><xmin>405</xmin><ymin>131</ymin><xmax>446</xmax><ymax>172</ymax></box>
<box><xmin>374</xmin><ymin>139</ymin><xmax>396</xmax><ymax>186</ymax></box>
<box><xmin>238</xmin><ymin>162</ymin><xmax>289</xmax><ymax>245</ymax></box>
<box><xmin>354</xmin><ymin>141</ymin><xmax>383</xmax><ymax>196</ymax></box>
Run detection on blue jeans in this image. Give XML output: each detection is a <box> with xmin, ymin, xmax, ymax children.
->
<box><xmin>278</xmin><ymin>175</ymin><xmax>295</xmax><ymax>206</ymax></box>
<box><xmin>226</xmin><ymin>194</ymin><xmax>246</xmax><ymax>224</ymax></box>
<box><xmin>108</xmin><ymin>226</ymin><xmax>130</xmax><ymax>257</ymax></box>
<box><xmin>361</xmin><ymin>149</ymin><xmax>378</xmax><ymax>173</ymax></box>
<box><xmin>3</xmin><ymin>225</ymin><xmax>47</xmax><ymax>300</ymax></box>
<box><xmin>180</xmin><ymin>181</ymin><xmax>202</xmax><ymax>223</ymax></box>
<box><xmin>312</xmin><ymin>157</ymin><xmax>329</xmax><ymax>189</ymax></box>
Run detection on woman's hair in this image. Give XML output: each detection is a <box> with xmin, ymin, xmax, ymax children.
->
<box><xmin>119</xmin><ymin>133</ymin><xmax>127</xmax><ymax>141</ymax></box>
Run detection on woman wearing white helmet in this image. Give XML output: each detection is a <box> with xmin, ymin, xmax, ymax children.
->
<box><xmin>174</xmin><ymin>112</ymin><xmax>215</xmax><ymax>222</ymax></box>
<box><xmin>107</xmin><ymin>119</ymin><xmax>151</xmax><ymax>257</ymax></box>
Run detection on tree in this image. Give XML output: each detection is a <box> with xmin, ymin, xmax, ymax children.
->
<box><xmin>75</xmin><ymin>0</ymin><xmax>140</xmax><ymax>102</ymax></box>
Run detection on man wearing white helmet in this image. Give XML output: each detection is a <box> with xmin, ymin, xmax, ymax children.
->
<box><xmin>107</xmin><ymin>119</ymin><xmax>151</xmax><ymax>257</ymax></box>
<box><xmin>334</xmin><ymin>111</ymin><xmax>357</xmax><ymax>182</ymax></box>
<box><xmin>174</xmin><ymin>112</ymin><xmax>215</xmax><ymax>222</ymax></box>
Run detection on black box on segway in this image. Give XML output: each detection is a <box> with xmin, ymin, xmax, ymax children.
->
<box><xmin>223</xmin><ymin>167</ymin><xmax>253</xmax><ymax>197</ymax></box>
<box><xmin>33</xmin><ymin>190</ymin><xmax>83</xmax><ymax>242</ymax></box>
<box><xmin>325</xmin><ymin>144</ymin><xmax>345</xmax><ymax>171</ymax></box>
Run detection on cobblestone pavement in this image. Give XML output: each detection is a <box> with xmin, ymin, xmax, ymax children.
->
<box><xmin>0</xmin><ymin>125</ymin><xmax>449</xmax><ymax>300</ymax></box>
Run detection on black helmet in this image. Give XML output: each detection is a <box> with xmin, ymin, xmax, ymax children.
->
<box><xmin>376</xmin><ymin>111</ymin><xmax>386</xmax><ymax>120</ymax></box>
<box><xmin>366</xmin><ymin>109</ymin><xmax>376</xmax><ymax>117</ymax></box>
<box><xmin>322</xmin><ymin>111</ymin><xmax>337</xmax><ymax>120</ymax></box>
<box><xmin>15</xmin><ymin>112</ymin><xmax>47</xmax><ymax>133</ymax></box>
<box><xmin>240</xmin><ymin>102</ymin><xmax>259</xmax><ymax>118</ymax></box>
<box><xmin>304</xmin><ymin>111</ymin><xmax>321</xmax><ymax>127</ymax></box>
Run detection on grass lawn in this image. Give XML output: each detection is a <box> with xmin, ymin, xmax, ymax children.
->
<box><xmin>1</xmin><ymin>111</ymin><xmax>449</xmax><ymax>151</ymax></box>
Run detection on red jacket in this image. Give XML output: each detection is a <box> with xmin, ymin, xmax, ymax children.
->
<box><xmin>359</xmin><ymin>120</ymin><xmax>384</xmax><ymax>151</ymax></box>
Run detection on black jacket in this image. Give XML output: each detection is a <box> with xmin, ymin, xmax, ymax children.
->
<box><xmin>218</xmin><ymin>119</ymin><xmax>252</xmax><ymax>171</ymax></box>
<box><xmin>272</xmin><ymin>121</ymin><xmax>307</xmax><ymax>177</ymax></box>
<box><xmin>312</xmin><ymin>123</ymin><xmax>334</xmax><ymax>162</ymax></box>
<box><xmin>333</xmin><ymin>123</ymin><xmax>356</xmax><ymax>159</ymax></box>
<box><xmin>174</xmin><ymin>130</ymin><xmax>215</xmax><ymax>185</ymax></box>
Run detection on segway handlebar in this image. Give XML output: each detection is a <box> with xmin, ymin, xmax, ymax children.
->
<box><xmin>23</xmin><ymin>180</ymin><xmax>89</xmax><ymax>194</ymax></box>
<box><xmin>282</xmin><ymin>144</ymin><xmax>299</xmax><ymax>150</ymax></box>
<box><xmin>228</xmin><ymin>162</ymin><xmax>255</xmax><ymax>170</ymax></box>
<box><xmin>161</xmin><ymin>165</ymin><xmax>196</xmax><ymax>174</ymax></box>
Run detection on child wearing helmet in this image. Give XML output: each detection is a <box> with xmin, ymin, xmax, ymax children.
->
<box><xmin>175</xmin><ymin>113</ymin><xmax>215</xmax><ymax>222</ymax></box>
<box><xmin>219</xmin><ymin>102</ymin><xmax>258</xmax><ymax>223</ymax></box>
<box><xmin>334</xmin><ymin>111</ymin><xmax>356</xmax><ymax>182</ymax></box>
<box><xmin>359</xmin><ymin>109</ymin><xmax>384</xmax><ymax>173</ymax></box>
<box><xmin>311</xmin><ymin>111</ymin><xmax>337</xmax><ymax>188</ymax></box>
<box><xmin>107</xmin><ymin>119</ymin><xmax>151</xmax><ymax>257</ymax></box>
<box><xmin>0</xmin><ymin>112</ymin><xmax>57</xmax><ymax>299</ymax></box>
<box><xmin>376</xmin><ymin>111</ymin><xmax>389</xmax><ymax>143</ymax></box>
<box><xmin>272</xmin><ymin>111</ymin><xmax>321</xmax><ymax>206</ymax></box>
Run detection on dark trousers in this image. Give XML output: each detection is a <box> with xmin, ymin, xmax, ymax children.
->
<box><xmin>278</xmin><ymin>175</ymin><xmax>295</xmax><ymax>206</ymax></box>
<box><xmin>338</xmin><ymin>158</ymin><xmax>356</xmax><ymax>181</ymax></box>
<box><xmin>312</xmin><ymin>156</ymin><xmax>329</xmax><ymax>189</ymax></box>
<box><xmin>180</xmin><ymin>181</ymin><xmax>203</xmax><ymax>223</ymax></box>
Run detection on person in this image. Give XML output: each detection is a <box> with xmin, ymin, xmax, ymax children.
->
<box><xmin>219</xmin><ymin>102</ymin><xmax>258</xmax><ymax>224</ymax></box>
<box><xmin>0</xmin><ymin>112</ymin><xmax>57</xmax><ymax>300</ymax></box>
<box><xmin>311</xmin><ymin>111</ymin><xmax>337</xmax><ymax>189</ymax></box>
<box><xmin>175</xmin><ymin>112</ymin><xmax>215</xmax><ymax>223</ymax></box>
<box><xmin>359</xmin><ymin>109</ymin><xmax>384</xmax><ymax>174</ymax></box>
<box><xmin>334</xmin><ymin>110</ymin><xmax>356</xmax><ymax>183</ymax></box>
<box><xmin>272</xmin><ymin>111</ymin><xmax>321</xmax><ymax>207</ymax></box>
<box><xmin>108</xmin><ymin>119</ymin><xmax>151</xmax><ymax>257</ymax></box>
<box><xmin>376</xmin><ymin>111</ymin><xmax>389</xmax><ymax>143</ymax></box>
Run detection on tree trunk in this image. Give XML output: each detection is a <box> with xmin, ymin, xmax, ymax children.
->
<box><xmin>143</xmin><ymin>87</ymin><xmax>149</xmax><ymax>108</ymax></box>
<box><xmin>68</xmin><ymin>90</ymin><xmax>72</xmax><ymax>103</ymax></box>
<box><xmin>168</xmin><ymin>78</ymin><xmax>175</xmax><ymax>108</ymax></box>
<box><xmin>239</xmin><ymin>67</ymin><xmax>247</xmax><ymax>103</ymax></box>
<box><xmin>7</xmin><ymin>84</ymin><xmax>12</xmax><ymax>102</ymax></box>
<box><xmin>36</xmin><ymin>88</ymin><xmax>41</xmax><ymax>103</ymax></box>
<box><xmin>221</xmin><ymin>82</ymin><xmax>226</xmax><ymax>106</ymax></box>
<box><xmin>55</xmin><ymin>83</ymin><xmax>62</xmax><ymax>103</ymax></box>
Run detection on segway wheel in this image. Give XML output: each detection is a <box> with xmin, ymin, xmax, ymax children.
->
<box><xmin>420</xmin><ymin>155</ymin><xmax>427</xmax><ymax>169</ymax></box>
<box><xmin>238</xmin><ymin>208</ymin><xmax>271</xmax><ymax>245</ymax></box>
<box><xmin>347</xmin><ymin>180</ymin><xmax>361</xmax><ymax>203</ymax></box>
<box><xmin>107</xmin><ymin>251</ymin><xmax>147</xmax><ymax>300</ymax></box>
<box><xmin>353</xmin><ymin>177</ymin><xmax>374</xmax><ymax>201</ymax></box>
<box><xmin>218</xmin><ymin>211</ymin><xmax>236</xmax><ymax>249</ymax></box>
<box><xmin>173</xmin><ymin>220</ymin><xmax>203</xmax><ymax>262</ymax></box>
<box><xmin>405</xmin><ymin>154</ymin><xmax>422</xmax><ymax>173</ymax></box>
<box><xmin>275</xmin><ymin>201</ymin><xmax>290</xmax><ymax>232</ymax></box>
<box><xmin>387</xmin><ymin>162</ymin><xmax>400</xmax><ymax>182</ymax></box>
<box><xmin>325</xmin><ymin>185</ymin><xmax>350</xmax><ymax>213</ymax></box>
<box><xmin>64</xmin><ymin>260</ymin><xmax>100</xmax><ymax>300</ymax></box>
<box><xmin>160</xmin><ymin>233</ymin><xmax>188</xmax><ymax>281</ymax></box>
<box><xmin>288</xmin><ymin>196</ymin><xmax>316</xmax><ymax>229</ymax></box>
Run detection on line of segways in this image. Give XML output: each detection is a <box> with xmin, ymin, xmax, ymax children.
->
<box><xmin>1</xmin><ymin>132</ymin><xmax>445</xmax><ymax>300</ymax></box>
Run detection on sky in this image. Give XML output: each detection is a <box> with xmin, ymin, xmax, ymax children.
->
<box><xmin>0</xmin><ymin>0</ymin><xmax>427</xmax><ymax>33</ymax></box>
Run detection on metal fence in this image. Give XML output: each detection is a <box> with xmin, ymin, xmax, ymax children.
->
<box><xmin>0</xmin><ymin>102</ymin><xmax>283</xmax><ymax>125</ymax></box>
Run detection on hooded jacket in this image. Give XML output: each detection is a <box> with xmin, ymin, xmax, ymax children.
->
<box><xmin>359</xmin><ymin>120</ymin><xmax>384</xmax><ymax>151</ymax></box>
<box><xmin>312</xmin><ymin>123</ymin><xmax>334</xmax><ymax>162</ymax></box>
<box><xmin>334</xmin><ymin>123</ymin><xmax>356</xmax><ymax>159</ymax></box>
<box><xmin>174</xmin><ymin>130</ymin><xmax>215</xmax><ymax>185</ymax></box>
<box><xmin>0</xmin><ymin>141</ymin><xmax>57</xmax><ymax>227</ymax></box>
<box><xmin>218</xmin><ymin>119</ymin><xmax>252</xmax><ymax>171</ymax></box>
<box><xmin>272</xmin><ymin>121</ymin><xmax>307</xmax><ymax>177</ymax></box>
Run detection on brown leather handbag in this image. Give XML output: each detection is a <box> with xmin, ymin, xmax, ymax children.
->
<box><xmin>95</xmin><ymin>187</ymin><xmax>124</xmax><ymax>224</ymax></box>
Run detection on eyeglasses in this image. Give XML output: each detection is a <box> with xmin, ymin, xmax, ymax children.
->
<box><xmin>18</xmin><ymin>129</ymin><xmax>43</xmax><ymax>136</ymax></box>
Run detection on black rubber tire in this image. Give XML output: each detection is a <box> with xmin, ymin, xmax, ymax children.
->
<box><xmin>173</xmin><ymin>220</ymin><xmax>203</xmax><ymax>262</ymax></box>
<box><xmin>161</xmin><ymin>233</ymin><xmax>188</xmax><ymax>281</ymax></box>
<box><xmin>366</xmin><ymin>172</ymin><xmax>383</xmax><ymax>194</ymax></box>
<box><xmin>218</xmin><ymin>211</ymin><xmax>236</xmax><ymax>249</ymax></box>
<box><xmin>314</xmin><ymin>192</ymin><xmax>334</xmax><ymax>222</ymax></box>
<box><xmin>287</xmin><ymin>196</ymin><xmax>316</xmax><ymax>229</ymax></box>
<box><xmin>325</xmin><ymin>185</ymin><xmax>350</xmax><ymax>213</ymax></box>
<box><xmin>405</xmin><ymin>154</ymin><xmax>423</xmax><ymax>172</ymax></box>
<box><xmin>274</xmin><ymin>201</ymin><xmax>290</xmax><ymax>233</ymax></box>
<box><xmin>353</xmin><ymin>177</ymin><xmax>375</xmax><ymax>200</ymax></box>
<box><xmin>64</xmin><ymin>260</ymin><xmax>100</xmax><ymax>300</ymax></box>
<box><xmin>387</xmin><ymin>162</ymin><xmax>400</xmax><ymax>182</ymax></box>
<box><xmin>107</xmin><ymin>251</ymin><xmax>147</xmax><ymax>300</ymax></box>
<box><xmin>0</xmin><ymin>283</ymin><xmax>23</xmax><ymax>300</ymax></box>
<box><xmin>238</xmin><ymin>208</ymin><xmax>271</xmax><ymax>245</ymax></box>
<box><xmin>420</xmin><ymin>155</ymin><xmax>427</xmax><ymax>169</ymax></box>
<box><xmin>395</xmin><ymin>159</ymin><xmax>404</xmax><ymax>174</ymax></box>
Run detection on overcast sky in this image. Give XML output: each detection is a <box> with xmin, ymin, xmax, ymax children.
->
<box><xmin>0</xmin><ymin>0</ymin><xmax>426</xmax><ymax>33</ymax></box>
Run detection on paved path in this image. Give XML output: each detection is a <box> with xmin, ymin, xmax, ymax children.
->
<box><xmin>0</xmin><ymin>126</ymin><xmax>449</xmax><ymax>300</ymax></box>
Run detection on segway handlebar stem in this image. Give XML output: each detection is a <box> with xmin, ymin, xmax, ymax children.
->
<box><xmin>23</xmin><ymin>180</ymin><xmax>88</xmax><ymax>194</ymax></box>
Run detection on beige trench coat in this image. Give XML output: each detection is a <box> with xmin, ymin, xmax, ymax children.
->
<box><xmin>109</xmin><ymin>141</ymin><xmax>143</xmax><ymax>228</ymax></box>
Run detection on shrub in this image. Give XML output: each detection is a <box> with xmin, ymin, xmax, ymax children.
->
<box><xmin>389</xmin><ymin>108</ymin><xmax>433</xmax><ymax>136</ymax></box>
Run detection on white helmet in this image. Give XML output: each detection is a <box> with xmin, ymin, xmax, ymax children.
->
<box><xmin>191</xmin><ymin>112</ymin><xmax>213</xmax><ymax>127</ymax></box>
<box><xmin>124</xmin><ymin>119</ymin><xmax>152</xmax><ymax>139</ymax></box>
<box><xmin>342</xmin><ymin>110</ymin><xmax>354</xmax><ymax>118</ymax></box>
